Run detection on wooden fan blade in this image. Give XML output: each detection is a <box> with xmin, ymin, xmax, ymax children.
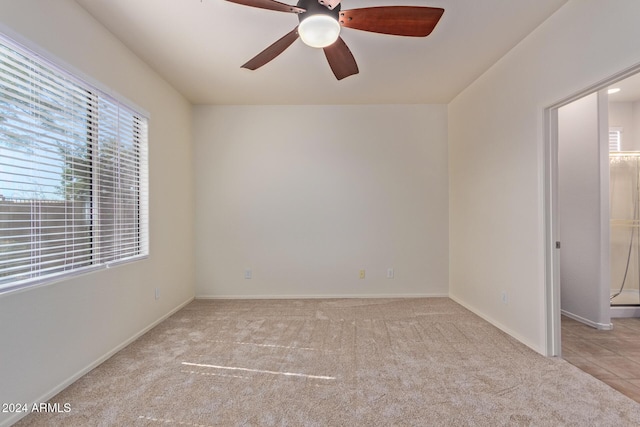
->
<box><xmin>242</xmin><ymin>27</ymin><xmax>299</xmax><ymax>70</ymax></box>
<box><xmin>225</xmin><ymin>0</ymin><xmax>304</xmax><ymax>14</ymax></box>
<box><xmin>323</xmin><ymin>37</ymin><xmax>358</xmax><ymax>80</ymax></box>
<box><xmin>339</xmin><ymin>6</ymin><xmax>444</xmax><ymax>37</ymax></box>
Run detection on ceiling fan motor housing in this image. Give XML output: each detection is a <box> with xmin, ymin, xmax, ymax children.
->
<box><xmin>297</xmin><ymin>0</ymin><xmax>341</xmax><ymax>23</ymax></box>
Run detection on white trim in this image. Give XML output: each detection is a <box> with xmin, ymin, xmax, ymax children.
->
<box><xmin>1</xmin><ymin>297</ymin><xmax>194</xmax><ymax>427</ymax></box>
<box><xmin>597</xmin><ymin>89</ymin><xmax>612</xmax><ymax>330</ymax></box>
<box><xmin>196</xmin><ymin>293</ymin><xmax>449</xmax><ymax>300</ymax></box>
<box><xmin>561</xmin><ymin>309</ymin><xmax>613</xmax><ymax>330</ymax></box>
<box><xmin>544</xmin><ymin>105</ymin><xmax>561</xmax><ymax>357</ymax></box>
<box><xmin>449</xmin><ymin>293</ymin><xmax>543</xmax><ymax>355</ymax></box>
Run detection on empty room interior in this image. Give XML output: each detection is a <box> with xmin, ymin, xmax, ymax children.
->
<box><xmin>3</xmin><ymin>0</ymin><xmax>640</xmax><ymax>425</ymax></box>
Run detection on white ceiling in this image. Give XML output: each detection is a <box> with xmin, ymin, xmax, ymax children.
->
<box><xmin>74</xmin><ymin>0</ymin><xmax>568</xmax><ymax>105</ymax></box>
<box><xmin>609</xmin><ymin>72</ymin><xmax>640</xmax><ymax>103</ymax></box>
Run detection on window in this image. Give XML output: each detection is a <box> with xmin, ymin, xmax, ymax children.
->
<box><xmin>609</xmin><ymin>127</ymin><xmax>622</xmax><ymax>152</ymax></box>
<box><xmin>0</xmin><ymin>34</ymin><xmax>148</xmax><ymax>293</ymax></box>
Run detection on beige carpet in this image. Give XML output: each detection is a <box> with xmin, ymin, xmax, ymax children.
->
<box><xmin>15</xmin><ymin>298</ymin><xmax>640</xmax><ymax>426</ymax></box>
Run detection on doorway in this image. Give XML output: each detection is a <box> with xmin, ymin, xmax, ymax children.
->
<box><xmin>545</xmin><ymin>64</ymin><xmax>640</xmax><ymax>356</ymax></box>
<box><xmin>546</xmin><ymin>66</ymin><xmax>640</xmax><ymax>401</ymax></box>
<box><xmin>556</xmin><ymin>90</ymin><xmax>611</xmax><ymax>331</ymax></box>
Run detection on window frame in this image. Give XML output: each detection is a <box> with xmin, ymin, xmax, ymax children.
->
<box><xmin>0</xmin><ymin>32</ymin><xmax>149</xmax><ymax>294</ymax></box>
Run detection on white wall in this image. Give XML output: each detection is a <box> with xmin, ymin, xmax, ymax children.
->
<box><xmin>558</xmin><ymin>92</ymin><xmax>611</xmax><ymax>329</ymax></box>
<box><xmin>448</xmin><ymin>0</ymin><xmax>640</xmax><ymax>354</ymax></box>
<box><xmin>194</xmin><ymin>105</ymin><xmax>448</xmax><ymax>298</ymax></box>
<box><xmin>609</xmin><ymin>102</ymin><xmax>635</xmax><ymax>150</ymax></box>
<box><xmin>0</xmin><ymin>1</ymin><xmax>195</xmax><ymax>425</ymax></box>
<box><xmin>610</xmin><ymin>101</ymin><xmax>640</xmax><ymax>151</ymax></box>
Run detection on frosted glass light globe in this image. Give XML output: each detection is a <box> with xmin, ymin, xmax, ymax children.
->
<box><xmin>298</xmin><ymin>15</ymin><xmax>341</xmax><ymax>48</ymax></box>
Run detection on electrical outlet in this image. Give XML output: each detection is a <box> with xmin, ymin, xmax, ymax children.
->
<box><xmin>359</xmin><ymin>270</ymin><xmax>365</xmax><ymax>279</ymax></box>
<box><xmin>501</xmin><ymin>291</ymin><xmax>508</xmax><ymax>304</ymax></box>
<box><xmin>244</xmin><ymin>269</ymin><xmax>252</xmax><ymax>279</ymax></box>
<box><xmin>155</xmin><ymin>288</ymin><xmax>160</xmax><ymax>300</ymax></box>
<box><xmin>387</xmin><ymin>268</ymin><xmax>394</xmax><ymax>279</ymax></box>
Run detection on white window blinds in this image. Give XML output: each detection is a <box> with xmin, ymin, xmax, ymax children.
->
<box><xmin>0</xmin><ymin>35</ymin><xmax>149</xmax><ymax>292</ymax></box>
<box><xmin>609</xmin><ymin>127</ymin><xmax>622</xmax><ymax>152</ymax></box>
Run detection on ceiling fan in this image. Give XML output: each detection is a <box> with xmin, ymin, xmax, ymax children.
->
<box><xmin>225</xmin><ymin>0</ymin><xmax>444</xmax><ymax>80</ymax></box>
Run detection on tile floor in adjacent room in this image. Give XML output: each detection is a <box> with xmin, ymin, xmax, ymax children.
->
<box><xmin>562</xmin><ymin>315</ymin><xmax>640</xmax><ymax>403</ymax></box>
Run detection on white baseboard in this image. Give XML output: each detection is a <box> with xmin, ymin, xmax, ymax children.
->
<box><xmin>1</xmin><ymin>297</ymin><xmax>194</xmax><ymax>427</ymax></box>
<box><xmin>196</xmin><ymin>293</ymin><xmax>449</xmax><ymax>300</ymax></box>
<box><xmin>561</xmin><ymin>309</ymin><xmax>613</xmax><ymax>330</ymax></box>
<box><xmin>610</xmin><ymin>305</ymin><xmax>640</xmax><ymax>318</ymax></box>
<box><xmin>448</xmin><ymin>293</ymin><xmax>544</xmax><ymax>355</ymax></box>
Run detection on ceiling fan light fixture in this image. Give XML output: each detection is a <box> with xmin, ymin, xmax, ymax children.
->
<box><xmin>298</xmin><ymin>14</ymin><xmax>341</xmax><ymax>48</ymax></box>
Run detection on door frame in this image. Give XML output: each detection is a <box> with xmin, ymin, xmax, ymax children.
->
<box><xmin>544</xmin><ymin>63</ymin><xmax>640</xmax><ymax>357</ymax></box>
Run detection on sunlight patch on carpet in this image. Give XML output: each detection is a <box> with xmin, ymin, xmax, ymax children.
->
<box><xmin>181</xmin><ymin>362</ymin><xmax>336</xmax><ymax>380</ymax></box>
<box><xmin>208</xmin><ymin>339</ymin><xmax>318</xmax><ymax>351</ymax></box>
